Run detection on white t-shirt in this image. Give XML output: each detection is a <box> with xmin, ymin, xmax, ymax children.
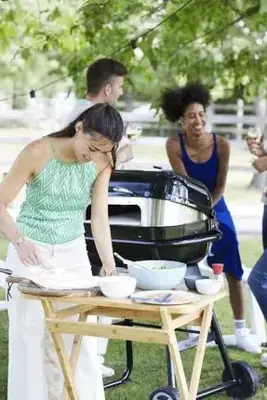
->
<box><xmin>65</xmin><ymin>99</ymin><xmax>94</xmax><ymax>125</ymax></box>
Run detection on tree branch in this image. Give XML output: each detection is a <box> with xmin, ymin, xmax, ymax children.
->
<box><xmin>169</xmin><ymin>2</ymin><xmax>261</xmax><ymax>61</ymax></box>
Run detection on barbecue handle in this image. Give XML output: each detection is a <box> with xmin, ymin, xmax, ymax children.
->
<box><xmin>109</xmin><ymin>187</ymin><xmax>137</xmax><ymax>196</ymax></box>
<box><xmin>165</xmin><ymin>229</ymin><xmax>222</xmax><ymax>247</ymax></box>
<box><xmin>87</xmin><ymin>229</ymin><xmax>222</xmax><ymax>247</ymax></box>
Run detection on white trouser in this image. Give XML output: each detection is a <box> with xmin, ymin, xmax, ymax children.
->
<box><xmin>7</xmin><ymin>236</ymin><xmax>105</xmax><ymax>400</ymax></box>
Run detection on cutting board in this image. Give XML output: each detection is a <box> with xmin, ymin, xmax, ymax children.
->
<box><xmin>7</xmin><ymin>276</ymin><xmax>101</xmax><ymax>298</ymax></box>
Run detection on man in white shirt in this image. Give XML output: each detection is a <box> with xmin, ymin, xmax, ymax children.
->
<box><xmin>66</xmin><ymin>58</ymin><xmax>133</xmax><ymax>167</ymax></box>
<box><xmin>67</xmin><ymin>58</ymin><xmax>126</xmax><ymax>118</ymax></box>
<box><xmin>67</xmin><ymin>58</ymin><xmax>132</xmax><ymax>377</ymax></box>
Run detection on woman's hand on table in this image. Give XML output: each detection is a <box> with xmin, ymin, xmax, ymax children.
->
<box><xmin>14</xmin><ymin>237</ymin><xmax>42</xmax><ymax>266</ymax></box>
<box><xmin>99</xmin><ymin>263</ymin><xmax>118</xmax><ymax>277</ymax></box>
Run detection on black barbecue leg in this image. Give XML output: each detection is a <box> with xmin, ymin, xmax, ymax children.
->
<box><xmin>166</xmin><ymin>346</ymin><xmax>176</xmax><ymax>387</ymax></box>
<box><xmin>104</xmin><ymin>320</ymin><xmax>134</xmax><ymax>390</ymax></box>
<box><xmin>164</xmin><ymin>313</ymin><xmax>239</xmax><ymax>399</ymax></box>
<box><xmin>210</xmin><ymin>313</ymin><xmax>236</xmax><ymax>380</ymax></box>
<box><xmin>192</xmin><ymin>313</ymin><xmax>240</xmax><ymax>398</ymax></box>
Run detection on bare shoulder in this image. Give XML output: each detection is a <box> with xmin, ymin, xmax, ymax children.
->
<box><xmin>0</xmin><ymin>137</ymin><xmax>51</xmax><ymax>193</ymax></box>
<box><xmin>166</xmin><ymin>136</ymin><xmax>181</xmax><ymax>155</ymax></box>
<box><xmin>25</xmin><ymin>137</ymin><xmax>50</xmax><ymax>160</ymax></box>
<box><xmin>216</xmin><ymin>135</ymin><xmax>230</xmax><ymax>155</ymax></box>
<box><xmin>20</xmin><ymin>137</ymin><xmax>52</xmax><ymax>177</ymax></box>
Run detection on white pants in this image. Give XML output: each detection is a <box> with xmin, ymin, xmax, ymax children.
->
<box><xmin>7</xmin><ymin>236</ymin><xmax>105</xmax><ymax>400</ymax></box>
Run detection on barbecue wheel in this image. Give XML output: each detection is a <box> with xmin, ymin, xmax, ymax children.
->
<box><xmin>149</xmin><ymin>386</ymin><xmax>179</xmax><ymax>400</ymax></box>
<box><xmin>222</xmin><ymin>361</ymin><xmax>259</xmax><ymax>398</ymax></box>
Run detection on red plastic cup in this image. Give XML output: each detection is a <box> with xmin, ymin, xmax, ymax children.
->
<box><xmin>212</xmin><ymin>263</ymin><xmax>224</xmax><ymax>275</ymax></box>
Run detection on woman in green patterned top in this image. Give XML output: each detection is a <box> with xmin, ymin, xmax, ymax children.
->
<box><xmin>0</xmin><ymin>103</ymin><xmax>124</xmax><ymax>400</ymax></box>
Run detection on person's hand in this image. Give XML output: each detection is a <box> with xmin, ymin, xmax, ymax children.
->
<box><xmin>246</xmin><ymin>136</ymin><xmax>265</xmax><ymax>157</ymax></box>
<box><xmin>99</xmin><ymin>263</ymin><xmax>118</xmax><ymax>277</ymax></box>
<box><xmin>116</xmin><ymin>143</ymin><xmax>134</xmax><ymax>166</ymax></box>
<box><xmin>14</xmin><ymin>238</ymin><xmax>42</xmax><ymax>266</ymax></box>
<box><xmin>252</xmin><ymin>156</ymin><xmax>267</xmax><ymax>173</ymax></box>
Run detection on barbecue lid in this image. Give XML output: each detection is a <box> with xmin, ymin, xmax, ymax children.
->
<box><xmin>109</xmin><ymin>170</ymin><xmax>213</xmax><ymax>216</ymax></box>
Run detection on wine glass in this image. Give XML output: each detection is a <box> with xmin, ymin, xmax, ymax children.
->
<box><xmin>125</xmin><ymin>123</ymin><xmax>142</xmax><ymax>141</ymax></box>
<box><xmin>247</xmin><ymin>127</ymin><xmax>263</xmax><ymax>161</ymax></box>
<box><xmin>247</xmin><ymin>126</ymin><xmax>262</xmax><ymax>142</ymax></box>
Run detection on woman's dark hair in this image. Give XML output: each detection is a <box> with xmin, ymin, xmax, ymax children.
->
<box><xmin>161</xmin><ymin>82</ymin><xmax>211</xmax><ymax>123</ymax></box>
<box><xmin>49</xmin><ymin>103</ymin><xmax>124</xmax><ymax>168</ymax></box>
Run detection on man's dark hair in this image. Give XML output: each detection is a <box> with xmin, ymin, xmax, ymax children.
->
<box><xmin>86</xmin><ymin>58</ymin><xmax>128</xmax><ymax>95</ymax></box>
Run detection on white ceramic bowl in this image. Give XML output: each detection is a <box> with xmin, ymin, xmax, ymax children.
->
<box><xmin>99</xmin><ymin>276</ymin><xmax>137</xmax><ymax>299</ymax></box>
<box><xmin>195</xmin><ymin>278</ymin><xmax>222</xmax><ymax>295</ymax></box>
<box><xmin>127</xmin><ymin>260</ymin><xmax>186</xmax><ymax>290</ymax></box>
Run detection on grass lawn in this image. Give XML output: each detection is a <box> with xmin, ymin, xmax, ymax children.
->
<box><xmin>0</xmin><ymin>237</ymin><xmax>266</xmax><ymax>399</ymax></box>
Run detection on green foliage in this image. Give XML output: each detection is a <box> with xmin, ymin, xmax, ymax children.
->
<box><xmin>1</xmin><ymin>0</ymin><xmax>266</xmax><ymax>103</ymax></box>
<box><xmin>260</xmin><ymin>0</ymin><xmax>267</xmax><ymax>12</ymax></box>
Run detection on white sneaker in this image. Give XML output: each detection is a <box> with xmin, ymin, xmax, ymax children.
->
<box><xmin>101</xmin><ymin>364</ymin><xmax>115</xmax><ymax>378</ymax></box>
<box><xmin>260</xmin><ymin>353</ymin><xmax>267</xmax><ymax>367</ymax></box>
<box><xmin>235</xmin><ymin>329</ymin><xmax>261</xmax><ymax>354</ymax></box>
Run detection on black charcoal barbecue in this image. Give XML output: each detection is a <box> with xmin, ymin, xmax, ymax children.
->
<box><xmin>84</xmin><ymin>169</ymin><xmax>259</xmax><ymax>400</ymax></box>
<box><xmin>85</xmin><ymin>170</ymin><xmax>221</xmax><ymax>275</ymax></box>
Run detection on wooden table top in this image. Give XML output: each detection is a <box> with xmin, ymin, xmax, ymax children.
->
<box><xmin>23</xmin><ymin>288</ymin><xmax>227</xmax><ymax>315</ymax></box>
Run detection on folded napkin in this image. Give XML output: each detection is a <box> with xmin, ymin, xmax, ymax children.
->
<box><xmin>22</xmin><ymin>267</ymin><xmax>99</xmax><ymax>290</ymax></box>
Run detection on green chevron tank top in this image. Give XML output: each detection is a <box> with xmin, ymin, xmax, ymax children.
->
<box><xmin>17</xmin><ymin>139</ymin><xmax>97</xmax><ymax>244</ymax></box>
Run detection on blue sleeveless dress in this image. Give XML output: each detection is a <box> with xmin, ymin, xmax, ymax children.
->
<box><xmin>179</xmin><ymin>133</ymin><xmax>243</xmax><ymax>280</ymax></box>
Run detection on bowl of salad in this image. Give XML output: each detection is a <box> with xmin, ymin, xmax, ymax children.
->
<box><xmin>127</xmin><ymin>260</ymin><xmax>187</xmax><ymax>290</ymax></box>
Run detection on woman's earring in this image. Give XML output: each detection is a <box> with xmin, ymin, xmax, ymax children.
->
<box><xmin>75</xmin><ymin>121</ymin><xmax>83</xmax><ymax>138</ymax></box>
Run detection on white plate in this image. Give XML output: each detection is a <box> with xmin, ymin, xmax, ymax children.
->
<box><xmin>131</xmin><ymin>290</ymin><xmax>200</xmax><ymax>305</ymax></box>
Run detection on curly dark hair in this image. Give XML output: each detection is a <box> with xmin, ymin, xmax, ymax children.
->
<box><xmin>161</xmin><ymin>82</ymin><xmax>211</xmax><ymax>123</ymax></box>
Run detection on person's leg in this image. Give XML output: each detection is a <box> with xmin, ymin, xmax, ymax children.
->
<box><xmin>97</xmin><ymin>316</ymin><xmax>115</xmax><ymax>377</ymax></box>
<box><xmin>7</xmin><ymin>244</ymin><xmax>48</xmax><ymax>400</ymax></box>
<box><xmin>224</xmin><ymin>272</ymin><xmax>261</xmax><ymax>352</ymax></box>
<box><xmin>262</xmin><ymin>204</ymin><xmax>267</xmax><ymax>250</ymax></box>
<box><xmin>209</xmin><ymin>218</ymin><xmax>260</xmax><ymax>353</ymax></box>
<box><xmin>216</xmin><ymin>271</ymin><xmax>261</xmax><ymax>353</ymax></box>
<box><xmin>53</xmin><ymin>237</ymin><xmax>105</xmax><ymax>399</ymax></box>
<box><xmin>248</xmin><ymin>249</ymin><xmax>267</xmax><ymax>366</ymax></box>
<box><xmin>225</xmin><ymin>273</ymin><xmax>244</xmax><ymax>320</ymax></box>
<box><xmin>226</xmin><ymin>274</ymin><xmax>260</xmax><ymax>348</ymax></box>
<box><xmin>248</xmin><ymin>249</ymin><xmax>267</xmax><ymax>321</ymax></box>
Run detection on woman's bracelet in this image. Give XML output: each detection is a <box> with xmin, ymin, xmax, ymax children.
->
<box><xmin>13</xmin><ymin>236</ymin><xmax>25</xmax><ymax>249</ymax></box>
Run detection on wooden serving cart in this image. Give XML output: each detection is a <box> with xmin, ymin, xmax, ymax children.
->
<box><xmin>20</xmin><ymin>285</ymin><xmax>227</xmax><ymax>400</ymax></box>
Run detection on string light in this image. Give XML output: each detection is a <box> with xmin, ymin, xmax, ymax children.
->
<box><xmin>130</xmin><ymin>39</ymin><xmax>138</xmax><ymax>50</ymax></box>
<box><xmin>29</xmin><ymin>90</ymin><xmax>36</xmax><ymax>98</ymax></box>
<box><xmin>0</xmin><ymin>0</ymin><xmax>193</xmax><ymax>102</ymax></box>
<box><xmin>0</xmin><ymin>0</ymin><xmax>257</xmax><ymax>102</ymax></box>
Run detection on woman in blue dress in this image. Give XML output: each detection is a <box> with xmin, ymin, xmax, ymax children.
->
<box><xmin>161</xmin><ymin>82</ymin><xmax>259</xmax><ymax>353</ymax></box>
